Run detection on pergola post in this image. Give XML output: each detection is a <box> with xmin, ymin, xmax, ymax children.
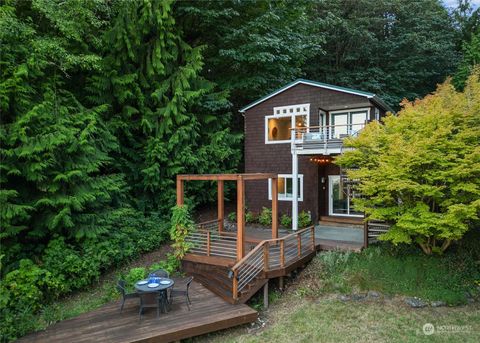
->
<box><xmin>236</xmin><ymin>177</ymin><xmax>245</xmax><ymax>260</ymax></box>
<box><xmin>271</xmin><ymin>176</ymin><xmax>278</xmax><ymax>239</ymax></box>
<box><xmin>218</xmin><ymin>180</ymin><xmax>224</xmax><ymax>232</ymax></box>
<box><xmin>176</xmin><ymin>176</ymin><xmax>184</xmax><ymax>206</ymax></box>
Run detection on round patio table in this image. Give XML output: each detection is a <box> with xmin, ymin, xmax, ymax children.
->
<box><xmin>135</xmin><ymin>278</ymin><xmax>175</xmax><ymax>314</ymax></box>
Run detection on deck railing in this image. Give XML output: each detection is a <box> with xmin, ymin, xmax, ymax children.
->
<box><xmin>364</xmin><ymin>220</ymin><xmax>391</xmax><ymax>247</ymax></box>
<box><xmin>291</xmin><ymin>123</ymin><xmax>365</xmax><ymax>153</ymax></box>
<box><xmin>230</xmin><ymin>226</ymin><xmax>315</xmax><ymax>299</ymax></box>
<box><xmin>185</xmin><ymin>219</ymin><xmax>237</xmax><ymax>259</ymax></box>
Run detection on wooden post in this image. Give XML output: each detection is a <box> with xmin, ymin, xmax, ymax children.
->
<box><xmin>297</xmin><ymin>234</ymin><xmax>302</xmax><ymax>257</ymax></box>
<box><xmin>232</xmin><ymin>270</ymin><xmax>238</xmax><ymax>300</ymax></box>
<box><xmin>263</xmin><ymin>280</ymin><xmax>269</xmax><ymax>310</ymax></box>
<box><xmin>218</xmin><ymin>180</ymin><xmax>224</xmax><ymax>232</ymax></box>
<box><xmin>236</xmin><ymin>177</ymin><xmax>245</xmax><ymax>261</ymax></box>
<box><xmin>263</xmin><ymin>242</ymin><xmax>269</xmax><ymax>272</ymax></box>
<box><xmin>271</xmin><ymin>177</ymin><xmax>278</xmax><ymax>240</ymax></box>
<box><xmin>176</xmin><ymin>176</ymin><xmax>184</xmax><ymax>206</ymax></box>
<box><xmin>310</xmin><ymin>226</ymin><xmax>315</xmax><ymax>251</ymax></box>
<box><xmin>279</xmin><ymin>276</ymin><xmax>284</xmax><ymax>291</ymax></box>
<box><xmin>364</xmin><ymin>217</ymin><xmax>369</xmax><ymax>248</ymax></box>
<box><xmin>207</xmin><ymin>230</ymin><xmax>211</xmax><ymax>256</ymax></box>
<box><xmin>280</xmin><ymin>240</ymin><xmax>285</xmax><ymax>267</ymax></box>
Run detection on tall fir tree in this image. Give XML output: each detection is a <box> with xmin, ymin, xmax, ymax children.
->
<box><xmin>0</xmin><ymin>0</ymin><xmax>125</xmax><ymax>263</ymax></box>
<box><xmin>88</xmin><ymin>0</ymin><xmax>241</xmax><ymax>213</ymax></box>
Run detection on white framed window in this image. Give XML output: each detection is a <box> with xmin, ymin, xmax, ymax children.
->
<box><xmin>268</xmin><ymin>174</ymin><xmax>303</xmax><ymax>201</ymax></box>
<box><xmin>329</xmin><ymin>108</ymin><xmax>369</xmax><ymax>138</ymax></box>
<box><xmin>375</xmin><ymin>107</ymin><xmax>380</xmax><ymax>121</ymax></box>
<box><xmin>265</xmin><ymin>104</ymin><xmax>310</xmax><ymax>144</ymax></box>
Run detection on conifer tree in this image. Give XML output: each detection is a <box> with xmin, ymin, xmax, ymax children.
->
<box><xmin>89</xmin><ymin>0</ymin><xmax>240</xmax><ymax>213</ymax></box>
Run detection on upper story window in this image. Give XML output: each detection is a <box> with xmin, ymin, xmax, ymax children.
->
<box><xmin>329</xmin><ymin>108</ymin><xmax>369</xmax><ymax>138</ymax></box>
<box><xmin>265</xmin><ymin>104</ymin><xmax>310</xmax><ymax>143</ymax></box>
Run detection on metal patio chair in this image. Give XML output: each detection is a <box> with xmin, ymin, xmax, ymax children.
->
<box><xmin>169</xmin><ymin>276</ymin><xmax>194</xmax><ymax>311</ymax></box>
<box><xmin>116</xmin><ymin>279</ymin><xmax>140</xmax><ymax>312</ymax></box>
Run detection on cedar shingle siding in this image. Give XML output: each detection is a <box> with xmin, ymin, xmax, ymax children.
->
<box><xmin>243</xmin><ymin>83</ymin><xmax>382</xmax><ymax>221</ymax></box>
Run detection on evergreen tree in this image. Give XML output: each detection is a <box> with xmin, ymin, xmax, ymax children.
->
<box><xmin>89</xmin><ymin>0</ymin><xmax>241</xmax><ymax>213</ymax></box>
<box><xmin>0</xmin><ymin>0</ymin><xmax>124</xmax><ymax>263</ymax></box>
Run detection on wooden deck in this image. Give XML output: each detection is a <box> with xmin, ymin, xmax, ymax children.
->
<box><xmin>19</xmin><ymin>279</ymin><xmax>257</xmax><ymax>343</ymax></box>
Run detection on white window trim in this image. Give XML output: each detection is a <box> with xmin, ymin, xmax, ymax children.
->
<box><xmin>329</xmin><ymin>107</ymin><xmax>370</xmax><ymax>123</ymax></box>
<box><xmin>265</xmin><ymin>103</ymin><xmax>310</xmax><ymax>144</ymax></box>
<box><xmin>268</xmin><ymin>174</ymin><xmax>304</xmax><ymax>202</ymax></box>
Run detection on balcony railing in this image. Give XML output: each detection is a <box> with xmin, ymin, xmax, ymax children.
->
<box><xmin>291</xmin><ymin>123</ymin><xmax>365</xmax><ymax>153</ymax></box>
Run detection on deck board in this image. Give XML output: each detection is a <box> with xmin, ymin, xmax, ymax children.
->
<box><xmin>19</xmin><ymin>279</ymin><xmax>257</xmax><ymax>343</ymax></box>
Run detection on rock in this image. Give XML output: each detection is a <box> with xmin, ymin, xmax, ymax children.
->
<box><xmin>351</xmin><ymin>293</ymin><xmax>367</xmax><ymax>301</ymax></box>
<box><xmin>338</xmin><ymin>294</ymin><xmax>350</xmax><ymax>301</ymax></box>
<box><xmin>404</xmin><ymin>297</ymin><xmax>427</xmax><ymax>308</ymax></box>
<box><xmin>367</xmin><ymin>290</ymin><xmax>380</xmax><ymax>298</ymax></box>
<box><xmin>431</xmin><ymin>300</ymin><xmax>446</xmax><ymax>307</ymax></box>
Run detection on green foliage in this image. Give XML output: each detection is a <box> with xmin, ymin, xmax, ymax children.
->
<box><xmin>314</xmin><ymin>238</ymin><xmax>480</xmax><ymax>305</ymax></box>
<box><xmin>124</xmin><ymin>268</ymin><xmax>147</xmax><ymax>292</ymax></box>
<box><xmin>337</xmin><ymin>71</ymin><xmax>480</xmax><ymax>254</ymax></box>
<box><xmin>454</xmin><ymin>33</ymin><xmax>480</xmax><ymax>90</ymax></box>
<box><xmin>245</xmin><ymin>211</ymin><xmax>256</xmax><ymax>223</ymax></box>
<box><xmin>280</xmin><ymin>214</ymin><xmax>292</xmax><ymax>228</ymax></box>
<box><xmin>149</xmin><ymin>253</ymin><xmax>180</xmax><ymax>276</ymax></box>
<box><xmin>170</xmin><ymin>205</ymin><xmax>195</xmax><ymax>260</ymax></box>
<box><xmin>227</xmin><ymin>212</ymin><xmax>236</xmax><ymax>222</ymax></box>
<box><xmin>258</xmin><ymin>207</ymin><xmax>272</xmax><ymax>226</ymax></box>
<box><xmin>303</xmin><ymin>0</ymin><xmax>458</xmax><ymax>110</ymax></box>
<box><xmin>298</xmin><ymin>210</ymin><xmax>312</xmax><ymax>228</ymax></box>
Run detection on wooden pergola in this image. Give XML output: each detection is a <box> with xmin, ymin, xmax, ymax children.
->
<box><xmin>176</xmin><ymin>173</ymin><xmax>278</xmax><ymax>260</ymax></box>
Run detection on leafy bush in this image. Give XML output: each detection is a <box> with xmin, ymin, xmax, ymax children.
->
<box><xmin>124</xmin><ymin>268</ymin><xmax>147</xmax><ymax>292</ymax></box>
<box><xmin>245</xmin><ymin>211</ymin><xmax>256</xmax><ymax>223</ymax></box>
<box><xmin>227</xmin><ymin>212</ymin><xmax>236</xmax><ymax>221</ymax></box>
<box><xmin>298</xmin><ymin>210</ymin><xmax>312</xmax><ymax>228</ymax></box>
<box><xmin>148</xmin><ymin>253</ymin><xmax>180</xmax><ymax>276</ymax></box>
<box><xmin>280</xmin><ymin>214</ymin><xmax>292</xmax><ymax>228</ymax></box>
<box><xmin>258</xmin><ymin>207</ymin><xmax>272</xmax><ymax>226</ymax></box>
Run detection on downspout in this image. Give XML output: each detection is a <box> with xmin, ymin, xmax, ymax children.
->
<box><xmin>292</xmin><ymin>149</ymin><xmax>299</xmax><ymax>231</ymax></box>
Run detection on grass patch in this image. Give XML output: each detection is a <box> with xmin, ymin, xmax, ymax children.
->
<box><xmin>199</xmin><ymin>297</ymin><xmax>480</xmax><ymax>343</ymax></box>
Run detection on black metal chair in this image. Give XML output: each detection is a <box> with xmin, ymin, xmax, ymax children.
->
<box><xmin>151</xmin><ymin>269</ymin><xmax>169</xmax><ymax>278</ymax></box>
<box><xmin>169</xmin><ymin>276</ymin><xmax>193</xmax><ymax>310</ymax></box>
<box><xmin>116</xmin><ymin>280</ymin><xmax>139</xmax><ymax>312</ymax></box>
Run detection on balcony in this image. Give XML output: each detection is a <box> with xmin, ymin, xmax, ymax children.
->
<box><xmin>291</xmin><ymin>123</ymin><xmax>365</xmax><ymax>155</ymax></box>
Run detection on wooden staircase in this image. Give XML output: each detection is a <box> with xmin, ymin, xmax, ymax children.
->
<box><xmin>183</xmin><ymin>226</ymin><xmax>317</xmax><ymax>304</ymax></box>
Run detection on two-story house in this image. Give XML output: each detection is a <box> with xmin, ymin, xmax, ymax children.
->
<box><xmin>240</xmin><ymin>79</ymin><xmax>392</xmax><ymax>229</ymax></box>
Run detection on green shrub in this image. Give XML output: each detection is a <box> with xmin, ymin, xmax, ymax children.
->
<box><xmin>298</xmin><ymin>210</ymin><xmax>312</xmax><ymax>228</ymax></box>
<box><xmin>280</xmin><ymin>214</ymin><xmax>292</xmax><ymax>228</ymax></box>
<box><xmin>227</xmin><ymin>212</ymin><xmax>236</xmax><ymax>221</ymax></box>
<box><xmin>124</xmin><ymin>267</ymin><xmax>147</xmax><ymax>292</ymax></box>
<box><xmin>258</xmin><ymin>207</ymin><xmax>272</xmax><ymax>226</ymax></box>
<box><xmin>149</xmin><ymin>254</ymin><xmax>180</xmax><ymax>276</ymax></box>
<box><xmin>245</xmin><ymin>211</ymin><xmax>256</xmax><ymax>223</ymax></box>
<box><xmin>314</xmin><ymin>241</ymin><xmax>480</xmax><ymax>305</ymax></box>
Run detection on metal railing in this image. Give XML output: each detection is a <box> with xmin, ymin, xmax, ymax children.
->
<box><xmin>185</xmin><ymin>219</ymin><xmax>237</xmax><ymax>259</ymax></box>
<box><xmin>291</xmin><ymin>123</ymin><xmax>365</xmax><ymax>153</ymax></box>
<box><xmin>230</xmin><ymin>226</ymin><xmax>315</xmax><ymax>299</ymax></box>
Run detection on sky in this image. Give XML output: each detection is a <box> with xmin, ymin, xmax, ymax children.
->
<box><xmin>443</xmin><ymin>0</ymin><xmax>480</xmax><ymax>9</ymax></box>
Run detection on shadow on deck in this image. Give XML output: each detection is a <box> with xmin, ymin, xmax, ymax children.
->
<box><xmin>18</xmin><ymin>278</ymin><xmax>257</xmax><ymax>343</ymax></box>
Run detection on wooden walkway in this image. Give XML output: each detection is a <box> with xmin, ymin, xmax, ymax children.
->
<box><xmin>19</xmin><ymin>279</ymin><xmax>257</xmax><ymax>343</ymax></box>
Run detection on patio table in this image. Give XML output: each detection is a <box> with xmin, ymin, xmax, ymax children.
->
<box><xmin>135</xmin><ymin>278</ymin><xmax>175</xmax><ymax>314</ymax></box>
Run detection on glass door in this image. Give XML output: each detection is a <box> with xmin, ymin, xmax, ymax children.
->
<box><xmin>330</xmin><ymin>112</ymin><xmax>348</xmax><ymax>138</ymax></box>
<box><xmin>328</xmin><ymin>175</ymin><xmax>363</xmax><ymax>217</ymax></box>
